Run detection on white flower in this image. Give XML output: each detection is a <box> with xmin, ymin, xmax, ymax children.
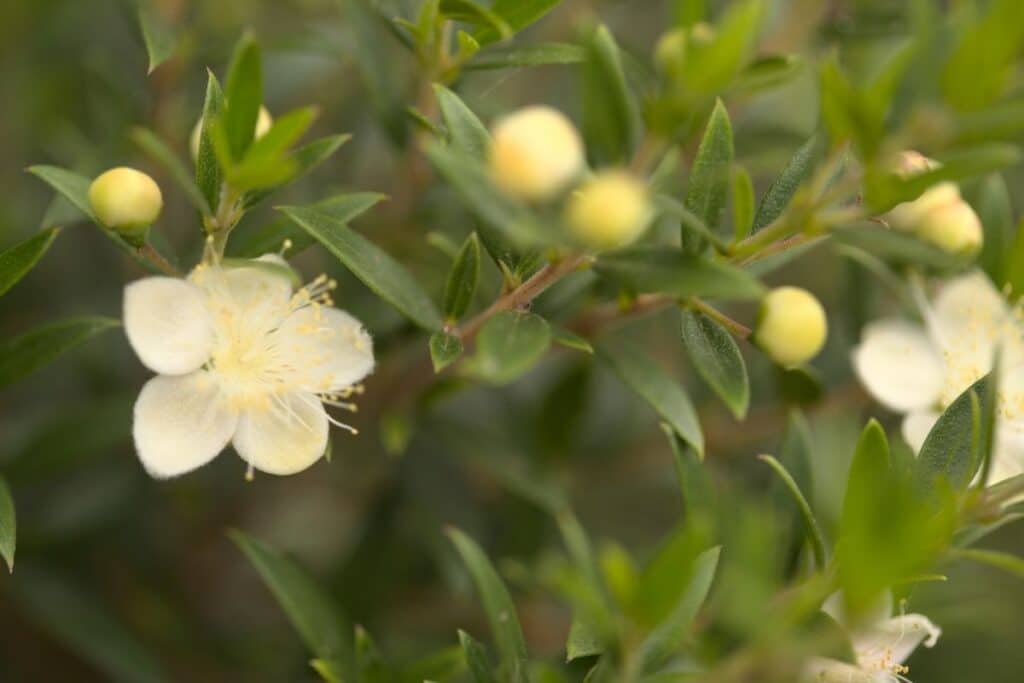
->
<box><xmin>804</xmin><ymin>592</ymin><xmax>941</xmax><ymax>683</ymax></box>
<box><xmin>124</xmin><ymin>255</ymin><xmax>374</xmax><ymax>479</ymax></box>
<box><xmin>852</xmin><ymin>271</ymin><xmax>1024</xmax><ymax>485</ymax></box>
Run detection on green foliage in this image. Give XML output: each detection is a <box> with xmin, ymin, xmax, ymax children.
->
<box><xmin>0</xmin><ymin>476</ymin><xmax>14</xmax><ymax>572</ymax></box>
<box><xmin>0</xmin><ymin>317</ymin><xmax>119</xmax><ymax>388</ymax></box>
<box><xmin>471</xmin><ymin>311</ymin><xmax>552</xmax><ymax>384</ymax></box>
<box><xmin>0</xmin><ymin>228</ymin><xmax>60</xmax><ymax>298</ymax></box>
<box><xmin>136</xmin><ymin>3</ymin><xmax>177</xmax><ymax>75</ymax></box>
<box><xmin>594</xmin><ymin>247</ymin><xmax>764</xmax><ymax>300</ymax></box>
<box><xmin>443</xmin><ymin>232</ymin><xmax>481</xmax><ymax>321</ymax></box>
<box><xmin>680</xmin><ymin>309</ymin><xmax>749</xmax><ymax>419</ymax></box>
<box><xmin>581</xmin><ymin>25</ymin><xmax>640</xmax><ymax>165</ymax></box>
<box><xmin>430</xmin><ymin>331</ymin><xmax>464</xmax><ymax>372</ymax></box>
<box><xmin>683</xmin><ymin>100</ymin><xmax>733</xmax><ymax>242</ymax></box>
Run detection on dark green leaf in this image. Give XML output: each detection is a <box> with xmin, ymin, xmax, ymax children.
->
<box><xmin>0</xmin><ymin>228</ymin><xmax>60</xmax><ymax>298</ymax></box>
<box><xmin>0</xmin><ymin>476</ymin><xmax>14</xmax><ymax>572</ymax></box>
<box><xmin>600</xmin><ymin>341</ymin><xmax>703</xmax><ymax>454</ymax></box>
<box><xmin>223</xmin><ymin>34</ymin><xmax>263</xmax><ymax>160</ymax></box>
<box><xmin>459</xmin><ymin>630</ymin><xmax>496</xmax><ymax>683</ymax></box>
<box><xmin>467</xmin><ymin>43</ymin><xmax>585</xmax><ymax>70</ymax></box>
<box><xmin>680</xmin><ymin>310</ymin><xmax>749</xmax><ymax>419</ymax></box>
<box><xmin>758</xmin><ymin>455</ymin><xmax>826</xmax><ymax>569</ymax></box>
<box><xmin>434</xmin><ymin>84</ymin><xmax>491</xmax><ymax>159</ymax></box>
<box><xmin>916</xmin><ymin>376</ymin><xmax>990</xmax><ymax>494</ymax></box>
<box><xmin>473</xmin><ymin>311</ymin><xmax>552</xmax><ymax>384</ymax></box>
<box><xmin>0</xmin><ymin>317</ymin><xmax>120</xmax><ymax>388</ymax></box>
<box><xmin>595</xmin><ymin>246</ymin><xmax>764</xmax><ymax>301</ymax></box>
<box><xmin>279</xmin><ymin>205</ymin><xmax>443</xmax><ymax>330</ymax></box>
<box><xmin>831</xmin><ymin>224</ymin><xmax>972</xmax><ymax>271</ymax></box>
<box><xmin>430</xmin><ymin>331</ymin><xmax>464</xmax><ymax>373</ymax></box>
<box><xmin>195</xmin><ymin>71</ymin><xmax>226</xmax><ymax>212</ymax></box>
<box><xmin>131</xmin><ymin>127</ymin><xmax>210</xmax><ymax>215</ymax></box>
<box><xmin>474</xmin><ymin>0</ymin><xmax>562</xmax><ymax>45</ymax></box>
<box><xmin>753</xmin><ymin>135</ymin><xmax>818</xmax><ymax>232</ymax></box>
<box><xmin>444</xmin><ymin>233</ymin><xmax>481</xmax><ymax>321</ymax></box>
<box><xmin>137</xmin><ymin>3</ymin><xmax>176</xmax><ymax>74</ymax></box>
<box><xmin>581</xmin><ymin>25</ymin><xmax>640</xmax><ymax>164</ymax></box>
<box><xmin>973</xmin><ymin>174</ymin><xmax>1015</xmax><ymax>285</ymax></box>
<box><xmin>447</xmin><ymin>528</ymin><xmax>530</xmax><ymax>683</ymax></box>
<box><xmin>684</xmin><ymin>100</ymin><xmax>734</xmax><ymax>238</ymax></box>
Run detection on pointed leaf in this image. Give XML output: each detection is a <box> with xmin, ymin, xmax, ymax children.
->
<box><xmin>195</xmin><ymin>71</ymin><xmax>226</xmax><ymax>211</ymax></box>
<box><xmin>430</xmin><ymin>331</ymin><xmax>464</xmax><ymax>372</ymax></box>
<box><xmin>0</xmin><ymin>476</ymin><xmax>14</xmax><ymax>572</ymax></box>
<box><xmin>474</xmin><ymin>0</ymin><xmax>562</xmax><ymax>45</ymax></box>
<box><xmin>916</xmin><ymin>376</ymin><xmax>990</xmax><ymax>494</ymax></box>
<box><xmin>131</xmin><ymin>127</ymin><xmax>210</xmax><ymax>215</ymax></box>
<box><xmin>444</xmin><ymin>233</ymin><xmax>481</xmax><ymax>321</ymax></box>
<box><xmin>753</xmin><ymin>135</ymin><xmax>817</xmax><ymax>232</ymax></box>
<box><xmin>459</xmin><ymin>630</ymin><xmax>497</xmax><ymax>683</ymax></box>
<box><xmin>137</xmin><ymin>3</ymin><xmax>177</xmax><ymax>74</ymax></box>
<box><xmin>0</xmin><ymin>228</ymin><xmax>60</xmax><ymax>298</ymax></box>
<box><xmin>0</xmin><ymin>317</ymin><xmax>120</xmax><ymax>388</ymax></box>
<box><xmin>581</xmin><ymin>25</ymin><xmax>640</xmax><ymax>164</ymax></box>
<box><xmin>758</xmin><ymin>455</ymin><xmax>826</xmax><ymax>569</ymax></box>
<box><xmin>684</xmin><ymin>100</ymin><xmax>733</xmax><ymax>237</ymax></box>
<box><xmin>466</xmin><ymin>43</ymin><xmax>585</xmax><ymax>70</ymax></box>
<box><xmin>680</xmin><ymin>310</ymin><xmax>749</xmax><ymax>419</ymax></box>
<box><xmin>730</xmin><ymin>166</ymin><xmax>754</xmax><ymax>242</ymax></box>
<box><xmin>434</xmin><ymin>84</ymin><xmax>491</xmax><ymax>159</ymax></box>
<box><xmin>223</xmin><ymin>34</ymin><xmax>263</xmax><ymax>160</ymax></box>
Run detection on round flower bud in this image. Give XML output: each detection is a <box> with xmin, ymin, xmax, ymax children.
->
<box><xmin>754</xmin><ymin>286</ymin><xmax>827</xmax><ymax>368</ymax></box>
<box><xmin>190</xmin><ymin>105</ymin><xmax>273</xmax><ymax>160</ymax></box>
<box><xmin>917</xmin><ymin>199</ymin><xmax>983</xmax><ymax>254</ymax></box>
<box><xmin>566</xmin><ymin>170</ymin><xmax>652</xmax><ymax>250</ymax></box>
<box><xmin>655</xmin><ymin>29</ymin><xmax>688</xmax><ymax>73</ymax></box>
<box><xmin>88</xmin><ymin>167</ymin><xmax>163</xmax><ymax>238</ymax></box>
<box><xmin>886</xmin><ymin>181</ymin><xmax>961</xmax><ymax>233</ymax></box>
<box><xmin>489</xmin><ymin>106</ymin><xmax>584</xmax><ymax>201</ymax></box>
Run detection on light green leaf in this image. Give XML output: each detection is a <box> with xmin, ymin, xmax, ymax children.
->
<box><xmin>916</xmin><ymin>376</ymin><xmax>989</xmax><ymax>494</ymax></box>
<box><xmin>0</xmin><ymin>228</ymin><xmax>60</xmax><ymax>298</ymax></box>
<box><xmin>444</xmin><ymin>232</ymin><xmax>481</xmax><ymax>321</ymax></box>
<box><xmin>430</xmin><ymin>331</ymin><xmax>464</xmax><ymax>373</ymax></box>
<box><xmin>581</xmin><ymin>25</ymin><xmax>640</xmax><ymax>164</ymax></box>
<box><xmin>27</xmin><ymin>165</ymin><xmax>95</xmax><ymax>220</ymax></box>
<box><xmin>552</xmin><ymin>326</ymin><xmax>593</xmax><ymax>354</ymax></box>
<box><xmin>441</xmin><ymin>0</ymin><xmax>511</xmax><ymax>40</ymax></box>
<box><xmin>655</xmin><ymin>195</ymin><xmax>729</xmax><ymax>253</ymax></box>
<box><xmin>223</xmin><ymin>34</ymin><xmax>263</xmax><ymax>160</ymax></box>
<box><xmin>842</xmin><ymin>420</ymin><xmax>890</xmax><ymax>530</ymax></box>
<box><xmin>0</xmin><ymin>317</ymin><xmax>120</xmax><ymax>388</ymax></box>
<box><xmin>684</xmin><ymin>99</ymin><xmax>733</xmax><ymax>239</ymax></box>
<box><xmin>680</xmin><ymin>310</ymin><xmax>749</xmax><ymax>419</ymax></box>
<box><xmin>279</xmin><ymin>205</ymin><xmax>443</xmax><ymax>331</ymax></box>
<box><xmin>137</xmin><ymin>3</ymin><xmax>177</xmax><ymax>74</ymax></box>
<box><xmin>473</xmin><ymin>311</ymin><xmax>552</xmax><ymax>384</ymax></box>
<box><xmin>600</xmin><ymin>341</ymin><xmax>703</xmax><ymax>455</ymax></box>
<box><xmin>753</xmin><ymin>135</ymin><xmax>817</xmax><ymax>232</ymax></box>
<box><xmin>730</xmin><ymin>166</ymin><xmax>754</xmax><ymax>242</ymax></box>
<box><xmin>0</xmin><ymin>476</ymin><xmax>14</xmax><ymax>572</ymax></box>
<box><xmin>567</xmin><ymin>615</ymin><xmax>603</xmax><ymax>661</ymax></box>
<box><xmin>950</xmin><ymin>547</ymin><xmax>1024</xmax><ymax>580</ymax></box>
<box><xmin>758</xmin><ymin>455</ymin><xmax>826</xmax><ymax>569</ymax></box>
<box><xmin>447</xmin><ymin>528</ymin><xmax>530</xmax><ymax>683</ymax></box>
<box><xmin>942</xmin><ymin>0</ymin><xmax>1024</xmax><ymax>112</ymax></box>
<box><xmin>466</xmin><ymin>43</ymin><xmax>585</xmax><ymax>70</ymax></box>
<box><xmin>730</xmin><ymin>54</ymin><xmax>802</xmax><ymax>93</ymax></box>
<box><xmin>595</xmin><ymin>246</ymin><xmax>764</xmax><ymax>301</ymax></box>
<box><xmin>243</xmin><ymin>134</ymin><xmax>354</xmax><ymax>210</ymax></box>
<box><xmin>227</xmin><ymin>106</ymin><xmax>318</xmax><ymax>190</ymax></box>
<box><xmin>230</xmin><ymin>531</ymin><xmax>358</xmax><ymax>681</ymax></box>
<box><xmin>434</xmin><ymin>84</ymin><xmax>491</xmax><ymax>159</ymax></box>
<box><xmin>131</xmin><ymin>127</ymin><xmax>211</xmax><ymax>214</ymax></box>
<box><xmin>459</xmin><ymin>630</ymin><xmax>497</xmax><ymax>683</ymax></box>
<box><xmin>474</xmin><ymin>0</ymin><xmax>562</xmax><ymax>45</ymax></box>
<box><xmin>195</xmin><ymin>71</ymin><xmax>226</xmax><ymax>212</ymax></box>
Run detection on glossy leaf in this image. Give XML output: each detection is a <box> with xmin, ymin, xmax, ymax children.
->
<box><xmin>434</xmin><ymin>84</ymin><xmax>490</xmax><ymax>159</ymax></box>
<box><xmin>0</xmin><ymin>476</ymin><xmax>14</xmax><ymax>572</ymax></box>
<box><xmin>684</xmin><ymin>100</ymin><xmax>733</xmax><ymax>238</ymax></box>
<box><xmin>279</xmin><ymin>205</ymin><xmax>443</xmax><ymax>331</ymax></box>
<box><xmin>429</xmin><ymin>331</ymin><xmax>464</xmax><ymax>372</ymax></box>
<box><xmin>0</xmin><ymin>317</ymin><xmax>120</xmax><ymax>388</ymax></box>
<box><xmin>595</xmin><ymin>246</ymin><xmax>764</xmax><ymax>301</ymax></box>
<box><xmin>581</xmin><ymin>25</ymin><xmax>640</xmax><ymax>164</ymax></box>
<box><xmin>444</xmin><ymin>232</ymin><xmax>481</xmax><ymax>320</ymax></box>
<box><xmin>0</xmin><ymin>228</ymin><xmax>60</xmax><ymax>298</ymax></box>
<box><xmin>753</xmin><ymin>135</ymin><xmax>817</xmax><ymax>232</ymax></box>
<box><xmin>473</xmin><ymin>311</ymin><xmax>551</xmax><ymax>384</ymax></box>
<box><xmin>680</xmin><ymin>310</ymin><xmax>749</xmax><ymax>419</ymax></box>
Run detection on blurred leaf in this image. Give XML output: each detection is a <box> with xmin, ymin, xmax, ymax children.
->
<box><xmin>758</xmin><ymin>455</ymin><xmax>826</xmax><ymax>569</ymax></box>
<box><xmin>831</xmin><ymin>224</ymin><xmax>972</xmax><ymax>271</ymax></box>
<box><xmin>230</xmin><ymin>531</ymin><xmax>358</xmax><ymax>681</ymax></box>
<box><xmin>916</xmin><ymin>376</ymin><xmax>989</xmax><ymax>495</ymax></box>
<box><xmin>819</xmin><ymin>57</ymin><xmax>881</xmax><ymax>158</ymax></box>
<box><xmin>684</xmin><ymin>100</ymin><xmax>733</xmax><ymax>241</ymax></box>
<box><xmin>655</xmin><ymin>196</ymin><xmax>729</xmax><ymax>253</ymax></box>
<box><xmin>27</xmin><ymin>165</ymin><xmax>95</xmax><ymax>220</ymax></box>
<box><xmin>196</xmin><ymin>71</ymin><xmax>226</xmax><ymax>212</ymax></box>
<box><xmin>0</xmin><ymin>227</ymin><xmax>60</xmax><ymax>298</ymax></box>
<box><xmin>223</xmin><ymin>34</ymin><xmax>263</xmax><ymax>160</ymax></box>
<box><xmin>842</xmin><ymin>420</ymin><xmax>890</xmax><ymax>530</ymax></box>
<box><xmin>12</xmin><ymin>568</ymin><xmax>168</xmax><ymax>682</ymax></box>
<box><xmin>731</xmin><ymin>54</ymin><xmax>802</xmax><ymax>93</ymax></box>
<box><xmin>730</xmin><ymin>166</ymin><xmax>754</xmax><ymax>242</ymax></box>
<box><xmin>567</xmin><ymin>616</ymin><xmax>603</xmax><ymax>662</ymax></box>
<box><xmin>244</xmin><ymin>134</ymin><xmax>354</xmax><ymax>210</ymax></box>
<box><xmin>137</xmin><ymin>2</ymin><xmax>177</xmax><ymax>74</ymax></box>
<box><xmin>680</xmin><ymin>310</ymin><xmax>749</xmax><ymax>419</ymax></box>
<box><xmin>950</xmin><ymin>548</ymin><xmax>1024</xmax><ymax>580</ymax></box>
<box><xmin>441</xmin><ymin>0</ymin><xmax>511</xmax><ymax>40</ymax></box>
<box><xmin>685</xmin><ymin>0</ymin><xmax>763</xmax><ymax>96</ymax></box>
<box><xmin>444</xmin><ymin>232</ymin><xmax>482</xmax><ymax>321</ymax></box>
<box><xmin>227</xmin><ymin>107</ymin><xmax>317</xmax><ymax>190</ymax></box>
<box><xmin>600</xmin><ymin>341</ymin><xmax>703</xmax><ymax>454</ymax></box>
<box><xmin>447</xmin><ymin>528</ymin><xmax>530</xmax><ymax>683</ymax></box>
<box><xmin>0</xmin><ymin>476</ymin><xmax>13</xmax><ymax>572</ymax></box>
<box><xmin>435</xmin><ymin>85</ymin><xmax>491</xmax><ymax>159</ymax></box>
<box><xmin>973</xmin><ymin>174</ymin><xmax>1015</xmax><ymax>285</ymax></box>
<box><xmin>638</xmin><ymin>546</ymin><xmax>721</xmax><ymax>673</ymax></box>
<box><xmin>473</xmin><ymin>311</ymin><xmax>551</xmax><ymax>384</ymax></box>
<box><xmin>552</xmin><ymin>326</ymin><xmax>593</xmax><ymax>354</ymax></box>
<box><xmin>430</xmin><ymin>331</ymin><xmax>464</xmax><ymax>372</ymax></box>
<box><xmin>474</xmin><ymin>0</ymin><xmax>562</xmax><ymax>45</ymax></box>
<box><xmin>131</xmin><ymin>127</ymin><xmax>211</xmax><ymax>214</ymax></box>
<box><xmin>581</xmin><ymin>25</ymin><xmax>640</xmax><ymax>164</ymax></box>
<box><xmin>279</xmin><ymin>205</ymin><xmax>443</xmax><ymax>330</ymax></box>
<box><xmin>0</xmin><ymin>317</ymin><xmax>119</xmax><ymax>388</ymax></box>
<box><xmin>663</xmin><ymin>425</ymin><xmax>713</xmax><ymax>511</ymax></box>
<box><xmin>459</xmin><ymin>630</ymin><xmax>496</xmax><ymax>683</ymax></box>
<box><xmin>467</xmin><ymin>43</ymin><xmax>586</xmax><ymax>70</ymax></box>
<box><xmin>753</xmin><ymin>135</ymin><xmax>818</xmax><ymax>232</ymax></box>
<box><xmin>595</xmin><ymin>246</ymin><xmax>764</xmax><ymax>300</ymax></box>
<box><xmin>942</xmin><ymin>0</ymin><xmax>1024</xmax><ymax>112</ymax></box>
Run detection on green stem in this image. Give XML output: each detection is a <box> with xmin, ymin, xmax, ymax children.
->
<box><xmin>689</xmin><ymin>297</ymin><xmax>752</xmax><ymax>339</ymax></box>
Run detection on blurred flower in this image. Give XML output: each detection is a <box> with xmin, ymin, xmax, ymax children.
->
<box><xmin>88</xmin><ymin>167</ymin><xmax>163</xmax><ymax>239</ymax></box>
<box><xmin>190</xmin><ymin>105</ymin><xmax>273</xmax><ymax>160</ymax></box>
<box><xmin>489</xmin><ymin>105</ymin><xmax>584</xmax><ymax>201</ymax></box>
<box><xmin>755</xmin><ymin>286</ymin><xmax>828</xmax><ymax>367</ymax></box>
<box><xmin>853</xmin><ymin>271</ymin><xmax>1024</xmax><ymax>484</ymax></box>
<box><xmin>566</xmin><ymin>170</ymin><xmax>652</xmax><ymax>249</ymax></box>
<box><xmin>124</xmin><ymin>254</ymin><xmax>374</xmax><ymax>479</ymax></box>
<box><xmin>804</xmin><ymin>592</ymin><xmax>941</xmax><ymax>683</ymax></box>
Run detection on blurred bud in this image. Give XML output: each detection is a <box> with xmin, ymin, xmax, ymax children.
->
<box><xmin>566</xmin><ymin>170</ymin><xmax>652</xmax><ymax>250</ymax></box>
<box><xmin>654</xmin><ymin>29</ymin><xmax>688</xmax><ymax>73</ymax></box>
<box><xmin>489</xmin><ymin>106</ymin><xmax>584</xmax><ymax>201</ymax></box>
<box><xmin>190</xmin><ymin>105</ymin><xmax>273</xmax><ymax>160</ymax></box>
<box><xmin>918</xmin><ymin>199</ymin><xmax>983</xmax><ymax>254</ymax></box>
<box><xmin>88</xmin><ymin>167</ymin><xmax>163</xmax><ymax>239</ymax></box>
<box><xmin>755</xmin><ymin>287</ymin><xmax>827</xmax><ymax>368</ymax></box>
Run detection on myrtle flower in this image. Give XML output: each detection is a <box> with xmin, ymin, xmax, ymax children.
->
<box><xmin>852</xmin><ymin>271</ymin><xmax>1024</xmax><ymax>485</ymax></box>
<box><xmin>804</xmin><ymin>592</ymin><xmax>941</xmax><ymax>682</ymax></box>
<box><xmin>124</xmin><ymin>253</ymin><xmax>373</xmax><ymax>478</ymax></box>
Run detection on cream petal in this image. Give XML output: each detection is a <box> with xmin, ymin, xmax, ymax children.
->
<box><xmin>852</xmin><ymin>613</ymin><xmax>940</xmax><ymax>670</ymax></box>
<box><xmin>902</xmin><ymin>411</ymin><xmax>939</xmax><ymax>453</ymax></box>
<box><xmin>801</xmin><ymin>657</ymin><xmax>876</xmax><ymax>683</ymax></box>
<box><xmin>988</xmin><ymin>421</ymin><xmax>1024</xmax><ymax>486</ymax></box>
<box><xmin>232</xmin><ymin>392</ymin><xmax>329</xmax><ymax>475</ymax></box>
<box><xmin>852</xmin><ymin>320</ymin><xmax>944</xmax><ymax>412</ymax></box>
<box><xmin>273</xmin><ymin>306</ymin><xmax>374</xmax><ymax>393</ymax></box>
<box><xmin>133</xmin><ymin>372</ymin><xmax>237</xmax><ymax>478</ymax></box>
<box><xmin>190</xmin><ymin>258</ymin><xmax>293</xmax><ymax>321</ymax></box>
<box><xmin>124</xmin><ymin>277</ymin><xmax>214</xmax><ymax>375</ymax></box>
<box><xmin>928</xmin><ymin>271</ymin><xmax>1006</xmax><ymax>364</ymax></box>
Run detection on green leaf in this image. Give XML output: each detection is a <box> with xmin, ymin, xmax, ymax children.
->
<box><xmin>131</xmin><ymin>127</ymin><xmax>211</xmax><ymax>214</ymax></box>
<box><xmin>444</xmin><ymin>232</ymin><xmax>482</xmax><ymax>321</ymax></box>
<box><xmin>730</xmin><ymin>54</ymin><xmax>802</xmax><ymax>93</ymax></box>
<box><xmin>474</xmin><ymin>0</ymin><xmax>562</xmax><ymax>45</ymax></box>
<box><xmin>441</xmin><ymin>0</ymin><xmax>512</xmax><ymax>40</ymax></box>
<box><xmin>950</xmin><ymin>547</ymin><xmax>1024</xmax><ymax>580</ymax></box>
<box><xmin>663</xmin><ymin>425</ymin><xmax>713</xmax><ymax>515</ymax></box>
<box><xmin>459</xmin><ymin>630</ymin><xmax>497</xmax><ymax>683</ymax></box>
<box><xmin>730</xmin><ymin>166</ymin><xmax>754</xmax><ymax>242</ymax></box>
<box><xmin>831</xmin><ymin>224</ymin><xmax>972</xmax><ymax>272</ymax></box>
<box><xmin>683</xmin><ymin>0</ymin><xmax>764</xmax><ymax>96</ymax></box>
<box><xmin>434</xmin><ymin>84</ymin><xmax>491</xmax><ymax>159</ymax></box>
<box><xmin>655</xmin><ymin>195</ymin><xmax>729</xmax><ymax>253</ymax></box>
<box><xmin>842</xmin><ymin>420</ymin><xmax>890</xmax><ymax>530</ymax></box>
<box><xmin>430</xmin><ymin>331</ymin><xmax>464</xmax><ymax>372</ymax></box>
<box><xmin>973</xmin><ymin>174</ymin><xmax>1015</xmax><ymax>285</ymax></box>
<box><xmin>473</xmin><ymin>311</ymin><xmax>552</xmax><ymax>384</ymax></box>
<box><xmin>552</xmin><ymin>326</ymin><xmax>593</xmax><ymax>354</ymax></box>
<box><xmin>637</xmin><ymin>546</ymin><xmax>721</xmax><ymax>673</ymax></box>
<box><xmin>0</xmin><ymin>476</ymin><xmax>14</xmax><ymax>572</ymax></box>
<box><xmin>581</xmin><ymin>25</ymin><xmax>640</xmax><ymax>164</ymax></box>
<box><xmin>137</xmin><ymin>2</ymin><xmax>177</xmax><ymax>74</ymax></box>
<box><xmin>195</xmin><ymin>71</ymin><xmax>226</xmax><ymax>212</ymax></box>
<box><xmin>279</xmin><ymin>205</ymin><xmax>443</xmax><ymax>331</ymax></box>
<box><xmin>753</xmin><ymin>135</ymin><xmax>817</xmax><ymax>232</ymax></box>
<box><xmin>916</xmin><ymin>376</ymin><xmax>990</xmax><ymax>494</ymax></box>
<box><xmin>0</xmin><ymin>228</ymin><xmax>60</xmax><ymax>298</ymax></box>
<box><xmin>243</xmin><ymin>134</ymin><xmax>354</xmax><ymax>210</ymax></box>
<box><xmin>223</xmin><ymin>34</ymin><xmax>263</xmax><ymax>160</ymax></box>
<box><xmin>600</xmin><ymin>341</ymin><xmax>703</xmax><ymax>455</ymax></box>
<box><xmin>680</xmin><ymin>310</ymin><xmax>749</xmax><ymax>419</ymax></box>
<box><xmin>595</xmin><ymin>246</ymin><xmax>764</xmax><ymax>301</ymax></box>
<box><xmin>942</xmin><ymin>0</ymin><xmax>1024</xmax><ymax>112</ymax></box>
<box><xmin>0</xmin><ymin>317</ymin><xmax>120</xmax><ymax>388</ymax></box>
<box><xmin>226</xmin><ymin>107</ymin><xmax>318</xmax><ymax>190</ymax></box>
<box><xmin>684</xmin><ymin>100</ymin><xmax>734</xmax><ymax>240</ymax></box>
<box><xmin>230</xmin><ymin>531</ymin><xmax>358</xmax><ymax>682</ymax></box>
<box><xmin>466</xmin><ymin>43</ymin><xmax>586</xmax><ymax>70</ymax></box>
<box><xmin>447</xmin><ymin>528</ymin><xmax>530</xmax><ymax>683</ymax></box>
<box><xmin>758</xmin><ymin>455</ymin><xmax>826</xmax><ymax>569</ymax></box>
<box><xmin>27</xmin><ymin>165</ymin><xmax>95</xmax><ymax>220</ymax></box>
<box><xmin>566</xmin><ymin>615</ymin><xmax>604</xmax><ymax>661</ymax></box>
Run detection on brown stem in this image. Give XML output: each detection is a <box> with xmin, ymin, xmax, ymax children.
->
<box><xmin>137</xmin><ymin>242</ymin><xmax>179</xmax><ymax>276</ymax></box>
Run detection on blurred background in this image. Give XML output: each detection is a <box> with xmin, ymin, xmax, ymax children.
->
<box><xmin>1</xmin><ymin>0</ymin><xmax>1022</xmax><ymax>680</ymax></box>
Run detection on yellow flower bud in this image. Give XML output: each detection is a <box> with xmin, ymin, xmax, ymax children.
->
<box><xmin>755</xmin><ymin>286</ymin><xmax>827</xmax><ymax>368</ymax></box>
<box><xmin>917</xmin><ymin>199</ymin><xmax>983</xmax><ymax>254</ymax></box>
<box><xmin>489</xmin><ymin>106</ymin><xmax>584</xmax><ymax>201</ymax></box>
<box><xmin>886</xmin><ymin>181</ymin><xmax>961</xmax><ymax>233</ymax></box>
<box><xmin>190</xmin><ymin>105</ymin><xmax>273</xmax><ymax>160</ymax></box>
<box><xmin>88</xmin><ymin>167</ymin><xmax>163</xmax><ymax>238</ymax></box>
<box><xmin>566</xmin><ymin>170</ymin><xmax>652</xmax><ymax>250</ymax></box>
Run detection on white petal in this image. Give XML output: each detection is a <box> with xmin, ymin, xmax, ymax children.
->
<box><xmin>133</xmin><ymin>372</ymin><xmax>237</xmax><ymax>478</ymax></box>
<box><xmin>232</xmin><ymin>392</ymin><xmax>328</xmax><ymax>475</ymax></box>
<box><xmin>988</xmin><ymin>420</ymin><xmax>1024</xmax><ymax>486</ymax></box>
<box><xmin>853</xmin><ymin>613</ymin><xmax>940</xmax><ymax>670</ymax></box>
<box><xmin>124</xmin><ymin>277</ymin><xmax>214</xmax><ymax>375</ymax></box>
<box><xmin>274</xmin><ymin>306</ymin><xmax>374</xmax><ymax>393</ymax></box>
<box><xmin>902</xmin><ymin>411</ymin><xmax>939</xmax><ymax>453</ymax></box>
<box><xmin>190</xmin><ymin>258</ymin><xmax>293</xmax><ymax>321</ymax></box>
<box><xmin>801</xmin><ymin>657</ymin><xmax>875</xmax><ymax>683</ymax></box>
<box><xmin>928</xmin><ymin>271</ymin><xmax>1006</xmax><ymax>365</ymax></box>
<box><xmin>852</xmin><ymin>320</ymin><xmax>944</xmax><ymax>412</ymax></box>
